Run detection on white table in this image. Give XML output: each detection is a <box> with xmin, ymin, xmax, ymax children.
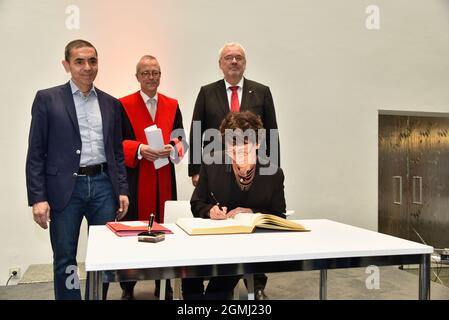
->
<box><xmin>85</xmin><ymin>219</ymin><xmax>433</xmax><ymax>300</ymax></box>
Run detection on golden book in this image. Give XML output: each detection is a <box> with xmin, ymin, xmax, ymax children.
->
<box><xmin>176</xmin><ymin>213</ymin><xmax>309</xmax><ymax>235</ymax></box>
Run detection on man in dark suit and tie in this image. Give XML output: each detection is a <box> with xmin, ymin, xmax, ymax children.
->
<box><xmin>26</xmin><ymin>39</ymin><xmax>129</xmax><ymax>300</ymax></box>
<box><xmin>188</xmin><ymin>42</ymin><xmax>280</xmax><ymax>300</ymax></box>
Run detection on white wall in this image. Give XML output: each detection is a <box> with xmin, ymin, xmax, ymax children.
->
<box><xmin>1</xmin><ymin>0</ymin><xmax>449</xmax><ymax>286</ymax></box>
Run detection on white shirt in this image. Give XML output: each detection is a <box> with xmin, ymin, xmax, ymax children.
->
<box><xmin>70</xmin><ymin>80</ymin><xmax>107</xmax><ymax>166</ymax></box>
<box><xmin>225</xmin><ymin>78</ymin><xmax>244</xmax><ymax>110</ymax></box>
<box><xmin>136</xmin><ymin>91</ymin><xmax>159</xmax><ymax>160</ymax></box>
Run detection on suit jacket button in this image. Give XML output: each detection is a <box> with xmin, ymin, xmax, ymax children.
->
<box><xmin>76</xmin><ymin>150</ymin><xmax>81</xmax><ymax>155</ymax></box>
<box><xmin>73</xmin><ymin>173</ymin><xmax>78</xmax><ymax>177</ymax></box>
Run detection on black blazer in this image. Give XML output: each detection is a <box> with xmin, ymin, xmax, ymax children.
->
<box><xmin>26</xmin><ymin>82</ymin><xmax>129</xmax><ymax>211</ymax></box>
<box><xmin>191</xmin><ymin>153</ymin><xmax>286</xmax><ymax>219</ymax></box>
<box><xmin>188</xmin><ymin>78</ymin><xmax>279</xmax><ymax>176</ymax></box>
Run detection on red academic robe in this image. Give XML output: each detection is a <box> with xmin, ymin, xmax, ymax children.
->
<box><xmin>120</xmin><ymin>91</ymin><xmax>185</xmax><ymax>222</ymax></box>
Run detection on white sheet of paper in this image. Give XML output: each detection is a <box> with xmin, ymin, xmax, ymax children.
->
<box><xmin>144</xmin><ymin>125</ymin><xmax>169</xmax><ymax>170</ymax></box>
<box><xmin>118</xmin><ymin>221</ymin><xmax>148</xmax><ymax>227</ymax></box>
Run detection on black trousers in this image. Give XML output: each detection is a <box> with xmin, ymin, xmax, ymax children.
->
<box><xmin>85</xmin><ymin>282</ymin><xmax>109</xmax><ymax>300</ymax></box>
<box><xmin>182</xmin><ymin>276</ymin><xmax>241</xmax><ymax>300</ymax></box>
<box><xmin>120</xmin><ymin>279</ymin><xmax>172</xmax><ymax>293</ymax></box>
<box><xmin>247</xmin><ymin>273</ymin><xmax>268</xmax><ymax>291</ymax></box>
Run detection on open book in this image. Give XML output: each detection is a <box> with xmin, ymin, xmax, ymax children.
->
<box><xmin>176</xmin><ymin>213</ymin><xmax>309</xmax><ymax>235</ymax></box>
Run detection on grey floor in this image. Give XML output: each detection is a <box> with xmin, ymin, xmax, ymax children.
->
<box><xmin>1</xmin><ymin>264</ymin><xmax>449</xmax><ymax>300</ymax></box>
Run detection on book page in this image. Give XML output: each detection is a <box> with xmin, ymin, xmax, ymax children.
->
<box><xmin>237</xmin><ymin>213</ymin><xmax>308</xmax><ymax>231</ymax></box>
<box><xmin>259</xmin><ymin>215</ymin><xmax>307</xmax><ymax>230</ymax></box>
<box><xmin>233</xmin><ymin>213</ymin><xmax>260</xmax><ymax>226</ymax></box>
<box><xmin>178</xmin><ymin>218</ymin><xmax>242</xmax><ymax>230</ymax></box>
<box><xmin>176</xmin><ymin>214</ymin><xmax>307</xmax><ymax>235</ymax></box>
<box><xmin>176</xmin><ymin>217</ymin><xmax>254</xmax><ymax>235</ymax></box>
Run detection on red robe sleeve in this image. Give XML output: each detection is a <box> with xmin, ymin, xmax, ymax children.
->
<box><xmin>123</xmin><ymin>140</ymin><xmax>140</xmax><ymax>168</ymax></box>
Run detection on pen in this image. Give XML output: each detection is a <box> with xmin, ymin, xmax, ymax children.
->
<box><xmin>210</xmin><ymin>192</ymin><xmax>222</xmax><ymax>211</ymax></box>
<box><xmin>148</xmin><ymin>213</ymin><xmax>155</xmax><ymax>232</ymax></box>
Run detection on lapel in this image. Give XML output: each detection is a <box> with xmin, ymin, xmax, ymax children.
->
<box><xmin>215</xmin><ymin>80</ymin><xmax>231</xmax><ymax>118</ymax></box>
<box><xmin>136</xmin><ymin>91</ymin><xmax>154</xmax><ymax>127</ymax></box>
<box><xmin>124</xmin><ymin>92</ymin><xmax>154</xmax><ymax>143</ymax></box>
<box><xmin>61</xmin><ymin>82</ymin><xmax>80</xmax><ymax>138</ymax></box>
<box><xmin>240</xmin><ymin>78</ymin><xmax>253</xmax><ymax>111</ymax></box>
<box><xmin>96</xmin><ymin>88</ymin><xmax>111</xmax><ymax>147</ymax></box>
<box><xmin>212</xmin><ymin>160</ymin><xmax>234</xmax><ymax>208</ymax></box>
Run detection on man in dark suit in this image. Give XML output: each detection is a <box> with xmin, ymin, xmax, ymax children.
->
<box><xmin>26</xmin><ymin>39</ymin><xmax>129</xmax><ymax>300</ymax></box>
<box><xmin>188</xmin><ymin>42</ymin><xmax>280</xmax><ymax>299</ymax></box>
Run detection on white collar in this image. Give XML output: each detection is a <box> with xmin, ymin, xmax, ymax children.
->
<box><xmin>224</xmin><ymin>78</ymin><xmax>244</xmax><ymax>90</ymax></box>
<box><xmin>70</xmin><ymin>79</ymin><xmax>97</xmax><ymax>96</ymax></box>
<box><xmin>140</xmin><ymin>90</ymin><xmax>158</xmax><ymax>103</ymax></box>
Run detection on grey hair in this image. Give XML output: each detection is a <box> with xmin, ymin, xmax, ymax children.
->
<box><xmin>136</xmin><ymin>55</ymin><xmax>159</xmax><ymax>73</ymax></box>
<box><xmin>218</xmin><ymin>42</ymin><xmax>246</xmax><ymax>60</ymax></box>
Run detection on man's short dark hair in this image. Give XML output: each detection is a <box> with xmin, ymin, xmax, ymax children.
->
<box><xmin>64</xmin><ymin>39</ymin><xmax>97</xmax><ymax>61</ymax></box>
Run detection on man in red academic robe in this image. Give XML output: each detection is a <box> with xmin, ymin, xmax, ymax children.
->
<box><xmin>119</xmin><ymin>55</ymin><xmax>186</xmax><ymax>300</ymax></box>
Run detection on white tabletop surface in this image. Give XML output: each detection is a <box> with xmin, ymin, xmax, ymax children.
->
<box><xmin>85</xmin><ymin>219</ymin><xmax>433</xmax><ymax>272</ymax></box>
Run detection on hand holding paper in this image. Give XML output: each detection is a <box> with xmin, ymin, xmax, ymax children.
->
<box><xmin>140</xmin><ymin>144</ymin><xmax>172</xmax><ymax>162</ymax></box>
<box><xmin>144</xmin><ymin>125</ymin><xmax>169</xmax><ymax>169</ymax></box>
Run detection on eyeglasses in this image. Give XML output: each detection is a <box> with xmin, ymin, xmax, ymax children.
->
<box><xmin>223</xmin><ymin>55</ymin><xmax>245</xmax><ymax>62</ymax></box>
<box><xmin>227</xmin><ymin>141</ymin><xmax>257</xmax><ymax>153</ymax></box>
<box><xmin>139</xmin><ymin>70</ymin><xmax>161</xmax><ymax>78</ymax></box>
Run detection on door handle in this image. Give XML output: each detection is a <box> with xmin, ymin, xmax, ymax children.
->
<box><xmin>412</xmin><ymin>176</ymin><xmax>423</xmax><ymax>204</ymax></box>
<box><xmin>393</xmin><ymin>176</ymin><xmax>402</xmax><ymax>205</ymax></box>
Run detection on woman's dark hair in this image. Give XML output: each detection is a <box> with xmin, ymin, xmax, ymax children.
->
<box><xmin>220</xmin><ymin>111</ymin><xmax>265</xmax><ymax>146</ymax></box>
<box><xmin>219</xmin><ymin>111</ymin><xmax>263</xmax><ymax>133</ymax></box>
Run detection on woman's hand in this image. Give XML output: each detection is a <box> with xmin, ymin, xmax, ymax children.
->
<box><xmin>227</xmin><ymin>207</ymin><xmax>253</xmax><ymax>218</ymax></box>
<box><xmin>209</xmin><ymin>205</ymin><xmax>228</xmax><ymax>220</ymax></box>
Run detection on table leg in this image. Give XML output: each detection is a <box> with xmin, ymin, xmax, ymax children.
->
<box><xmin>88</xmin><ymin>271</ymin><xmax>103</xmax><ymax>300</ymax></box>
<box><xmin>320</xmin><ymin>269</ymin><xmax>327</xmax><ymax>300</ymax></box>
<box><xmin>88</xmin><ymin>271</ymin><xmax>93</xmax><ymax>300</ymax></box>
<box><xmin>246</xmin><ymin>274</ymin><xmax>255</xmax><ymax>300</ymax></box>
<box><xmin>160</xmin><ymin>279</ymin><xmax>167</xmax><ymax>300</ymax></box>
<box><xmin>419</xmin><ymin>254</ymin><xmax>431</xmax><ymax>300</ymax></box>
<box><xmin>174</xmin><ymin>278</ymin><xmax>182</xmax><ymax>300</ymax></box>
<box><xmin>98</xmin><ymin>272</ymin><xmax>103</xmax><ymax>300</ymax></box>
